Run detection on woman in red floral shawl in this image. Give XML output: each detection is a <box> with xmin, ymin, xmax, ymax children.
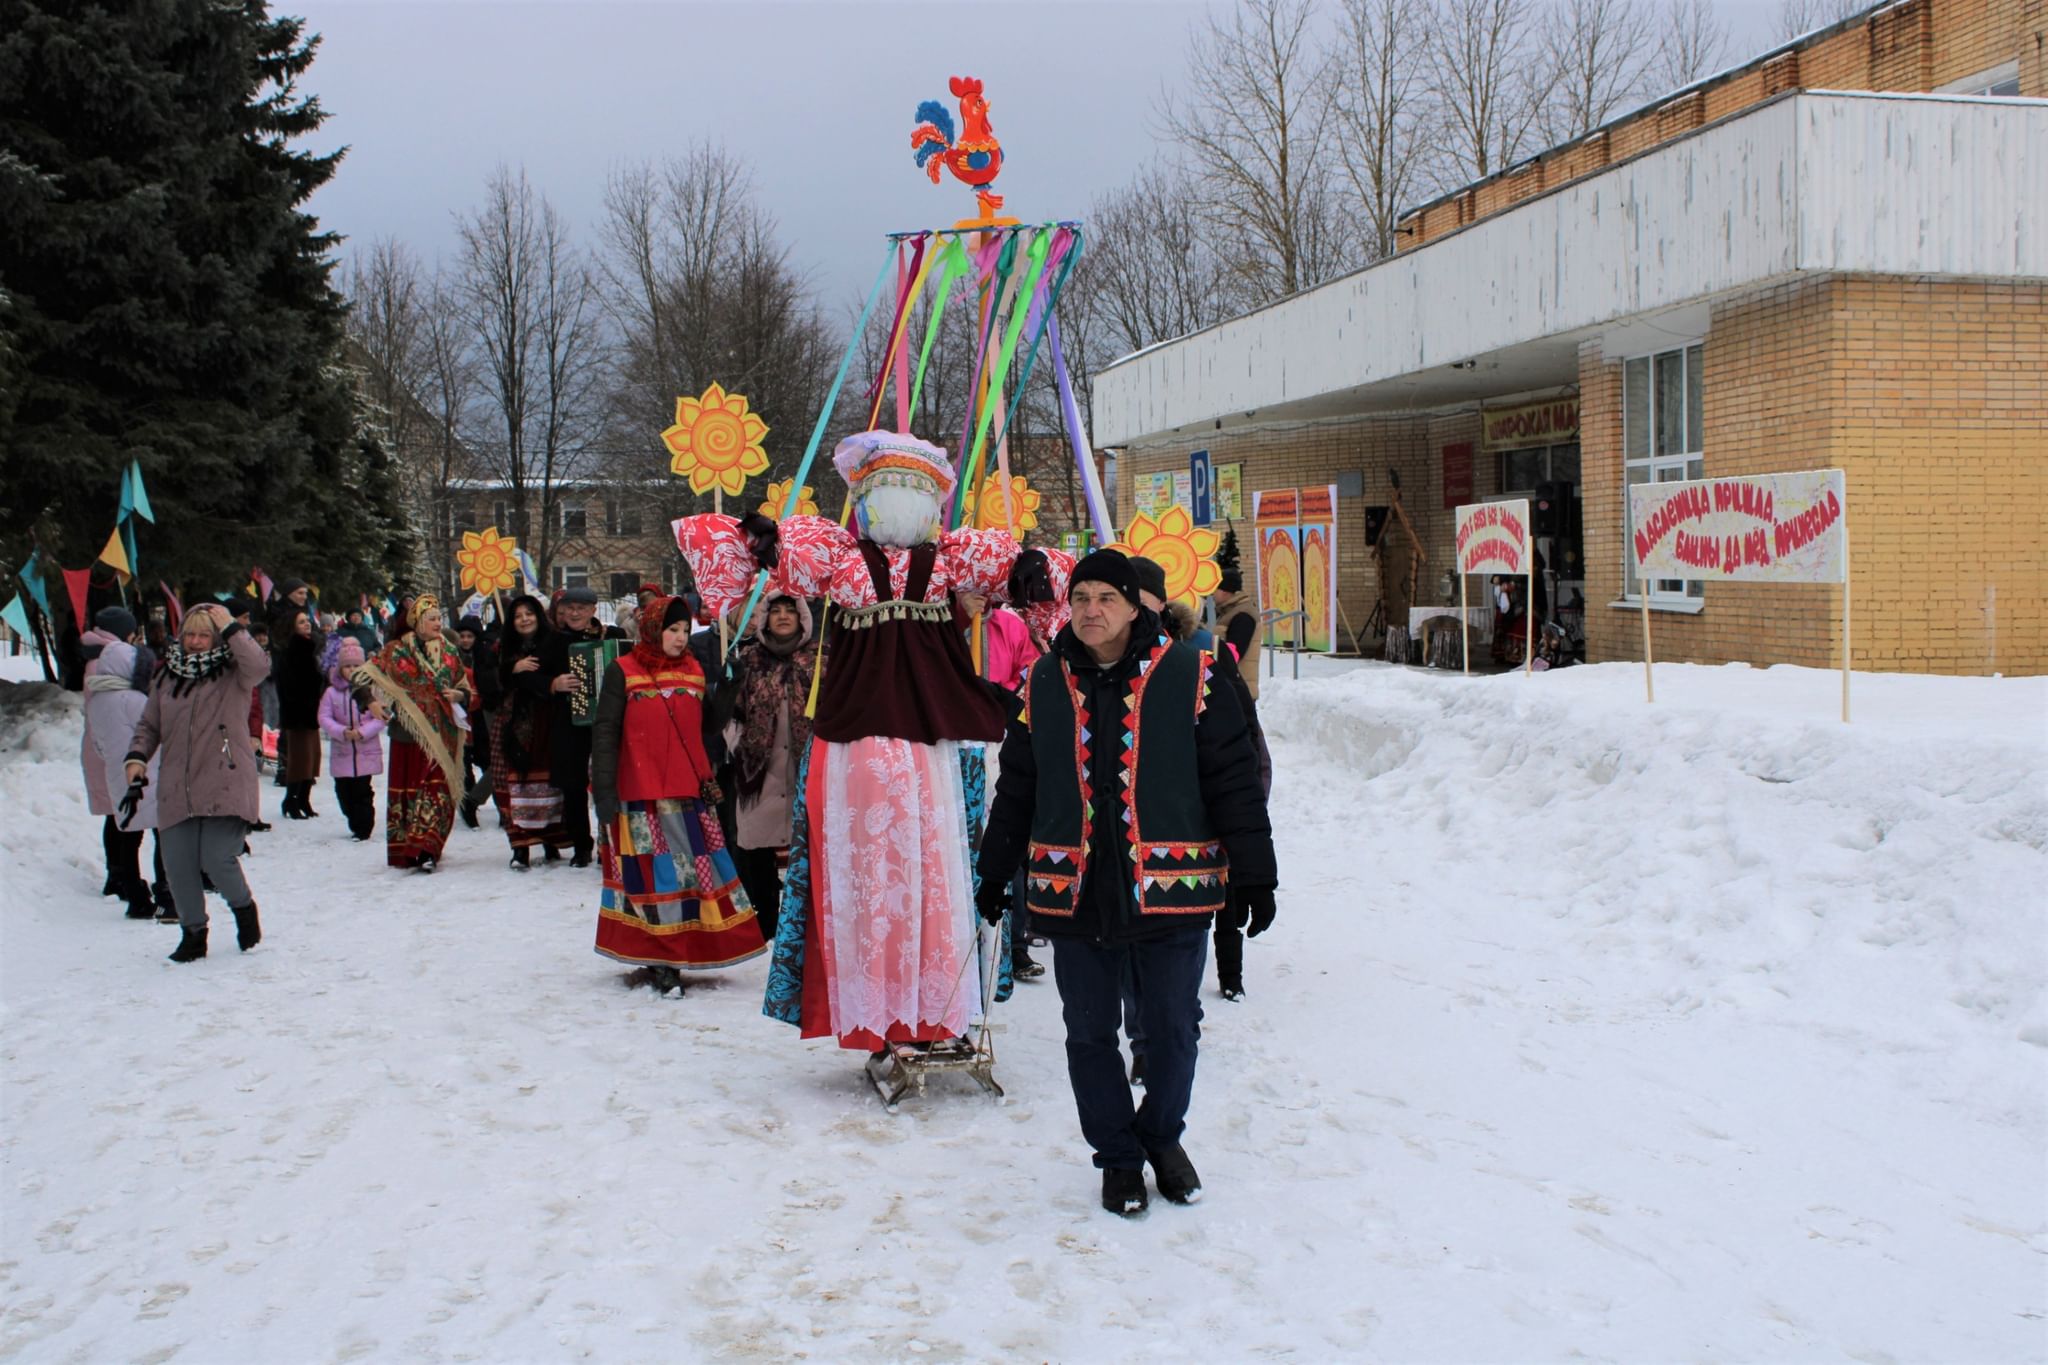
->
<box><xmin>358</xmin><ymin>595</ymin><xmax>470</xmax><ymax>872</ymax></box>
<box><xmin>588</xmin><ymin>595</ymin><xmax>766</xmax><ymax>994</ymax></box>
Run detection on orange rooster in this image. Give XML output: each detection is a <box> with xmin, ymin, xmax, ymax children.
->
<box><xmin>910</xmin><ymin>77</ymin><xmax>1017</xmax><ymax>227</ymax></box>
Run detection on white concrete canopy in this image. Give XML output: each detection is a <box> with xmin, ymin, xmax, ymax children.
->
<box><xmin>1091</xmin><ymin>91</ymin><xmax>2048</xmax><ymax>445</ymax></box>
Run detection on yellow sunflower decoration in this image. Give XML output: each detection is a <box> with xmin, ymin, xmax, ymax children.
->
<box><xmin>1106</xmin><ymin>506</ymin><xmax>1222</xmax><ymax>606</ymax></box>
<box><xmin>973</xmin><ymin>472</ymin><xmax>1042</xmax><ymax>536</ymax></box>
<box><xmin>662</xmin><ymin>382</ymin><xmax>770</xmax><ymax>497</ymax></box>
<box><xmin>758</xmin><ymin>478</ymin><xmax>820</xmax><ymax>519</ymax></box>
<box><xmin>456</xmin><ymin>527</ymin><xmax>520</xmax><ymax>595</ymax></box>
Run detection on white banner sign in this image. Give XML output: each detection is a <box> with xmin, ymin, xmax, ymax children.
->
<box><xmin>1455</xmin><ymin>499</ymin><xmax>1531</xmax><ymax>575</ymax></box>
<box><xmin>1629</xmin><ymin>469</ymin><xmax>1846</xmax><ymax>583</ymax></box>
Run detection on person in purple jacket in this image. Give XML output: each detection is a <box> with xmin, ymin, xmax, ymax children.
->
<box><xmin>319</xmin><ymin>638</ymin><xmax>386</xmax><ymax>841</ymax></box>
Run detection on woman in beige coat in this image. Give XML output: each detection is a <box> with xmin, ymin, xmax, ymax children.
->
<box><xmin>126</xmin><ymin>603</ymin><xmax>270</xmax><ymax>962</ymax></box>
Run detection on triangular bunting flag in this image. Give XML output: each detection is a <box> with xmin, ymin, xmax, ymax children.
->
<box><xmin>0</xmin><ymin>594</ymin><xmax>29</xmax><ymax>642</ymax></box>
<box><xmin>62</xmin><ymin>568</ymin><xmax>91</xmax><ymax>629</ymax></box>
<box><xmin>116</xmin><ymin>467</ymin><xmax>133</xmax><ymax>522</ymax></box>
<box><xmin>99</xmin><ymin>528</ymin><xmax>130</xmax><ymax>579</ymax></box>
<box><xmin>127</xmin><ymin>461</ymin><xmax>154</xmax><ymax>523</ymax></box>
<box><xmin>19</xmin><ymin>551</ymin><xmax>52</xmax><ymax>619</ymax></box>
<box><xmin>159</xmin><ymin>581</ymin><xmax>184</xmax><ymax>631</ymax></box>
<box><xmin>121</xmin><ymin>521</ymin><xmax>140</xmax><ymax>580</ymax></box>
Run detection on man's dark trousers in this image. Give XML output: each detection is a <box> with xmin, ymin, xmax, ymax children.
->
<box><xmin>1050</xmin><ymin>923</ymin><xmax>1208</xmax><ymax>1171</ymax></box>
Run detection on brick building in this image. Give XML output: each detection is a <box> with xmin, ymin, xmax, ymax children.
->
<box><xmin>1094</xmin><ymin>0</ymin><xmax>2045</xmax><ymax>674</ymax></box>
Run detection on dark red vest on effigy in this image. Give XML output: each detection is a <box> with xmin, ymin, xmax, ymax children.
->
<box><xmin>811</xmin><ymin>541</ymin><xmax>1010</xmax><ymax>745</ymax></box>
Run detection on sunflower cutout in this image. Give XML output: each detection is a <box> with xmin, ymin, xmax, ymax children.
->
<box><xmin>1262</xmin><ymin>529</ymin><xmax>1300</xmax><ymax>641</ymax></box>
<box><xmin>1106</xmin><ymin>506</ymin><xmax>1222</xmax><ymax>606</ymax></box>
<box><xmin>1302</xmin><ymin>528</ymin><xmax>1330</xmax><ymax>646</ymax></box>
<box><xmin>662</xmin><ymin>382</ymin><xmax>770</xmax><ymax>497</ymax></box>
<box><xmin>759</xmin><ymin>478</ymin><xmax>820</xmax><ymax>519</ymax></box>
<box><xmin>973</xmin><ymin>472</ymin><xmax>1043</xmax><ymax>536</ymax></box>
<box><xmin>456</xmin><ymin>527</ymin><xmax>520</xmax><ymax>594</ymax></box>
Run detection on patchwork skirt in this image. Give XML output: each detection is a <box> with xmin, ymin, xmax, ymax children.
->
<box><xmin>594</xmin><ymin>797</ymin><xmax>766</xmax><ymax>970</ymax></box>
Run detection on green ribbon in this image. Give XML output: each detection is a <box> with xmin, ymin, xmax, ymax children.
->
<box><xmin>908</xmin><ymin>236</ymin><xmax>974</xmax><ymax>421</ymax></box>
<box><xmin>954</xmin><ymin>227</ymin><xmax>1052</xmax><ymax>526</ymax></box>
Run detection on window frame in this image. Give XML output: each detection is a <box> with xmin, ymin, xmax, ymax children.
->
<box><xmin>1621</xmin><ymin>343</ymin><xmax>1706</xmax><ymax>605</ymax></box>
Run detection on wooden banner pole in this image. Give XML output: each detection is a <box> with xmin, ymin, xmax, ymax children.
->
<box><xmin>715</xmin><ymin>487</ymin><xmax>729</xmax><ymax>659</ymax></box>
<box><xmin>1639</xmin><ymin>575</ymin><xmax>1655</xmax><ymax>704</ymax></box>
<box><xmin>1525</xmin><ymin>563</ymin><xmax>1534</xmax><ymax>676</ymax></box>
<box><xmin>1841</xmin><ymin>522</ymin><xmax>1852</xmax><ymax>724</ymax></box>
<box><xmin>1460</xmin><ymin>568</ymin><xmax>1470</xmax><ymax>677</ymax></box>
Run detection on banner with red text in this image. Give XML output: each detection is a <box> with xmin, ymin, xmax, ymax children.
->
<box><xmin>1628</xmin><ymin>470</ymin><xmax>1846</xmax><ymax>583</ymax></box>
<box><xmin>1455</xmin><ymin>499</ymin><xmax>1531</xmax><ymax>576</ymax></box>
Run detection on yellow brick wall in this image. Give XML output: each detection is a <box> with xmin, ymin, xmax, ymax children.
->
<box><xmin>1402</xmin><ymin>0</ymin><xmax>2040</xmax><ymax>251</ymax></box>
<box><xmin>1113</xmin><ymin>410</ymin><xmax>1494</xmax><ymax>649</ymax></box>
<box><xmin>1581</xmin><ymin>275</ymin><xmax>2048</xmax><ymax>675</ymax></box>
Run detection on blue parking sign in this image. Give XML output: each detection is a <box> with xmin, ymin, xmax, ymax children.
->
<box><xmin>1190</xmin><ymin>449</ymin><xmax>1213</xmax><ymax>526</ymax></box>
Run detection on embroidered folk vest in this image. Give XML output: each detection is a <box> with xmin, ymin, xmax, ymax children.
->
<box><xmin>615</xmin><ymin>652</ymin><xmax>712</xmax><ymax>803</ymax></box>
<box><xmin>1022</xmin><ymin>636</ymin><xmax>1227</xmax><ymax>920</ymax></box>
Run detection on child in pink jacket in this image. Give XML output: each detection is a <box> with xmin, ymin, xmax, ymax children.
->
<box><xmin>318</xmin><ymin>638</ymin><xmax>386</xmax><ymax>840</ymax></box>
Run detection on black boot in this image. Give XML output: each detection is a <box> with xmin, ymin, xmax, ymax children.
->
<box><xmin>509</xmin><ymin>846</ymin><xmax>531</xmax><ymax>871</ymax></box>
<box><xmin>543</xmin><ymin>845</ymin><xmax>564</xmax><ymax>864</ymax></box>
<box><xmin>123</xmin><ymin>884</ymin><xmax>156</xmax><ymax>920</ymax></box>
<box><xmin>1145</xmin><ymin>1143</ymin><xmax>1203</xmax><ymax>1206</ymax></box>
<box><xmin>1102</xmin><ymin>1168</ymin><xmax>1149</xmax><ymax>1217</ymax></box>
<box><xmin>299</xmin><ymin>784</ymin><xmax>319</xmax><ymax>817</ymax></box>
<box><xmin>281</xmin><ymin>785</ymin><xmax>303</xmax><ymax>819</ymax></box>
<box><xmin>168</xmin><ymin>926</ymin><xmax>207</xmax><ymax>963</ymax></box>
<box><xmin>231</xmin><ymin>902</ymin><xmax>262</xmax><ymax>952</ymax></box>
<box><xmin>460</xmin><ymin>800</ymin><xmax>480</xmax><ymax>830</ymax></box>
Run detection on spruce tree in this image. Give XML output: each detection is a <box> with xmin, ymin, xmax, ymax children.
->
<box><xmin>0</xmin><ymin>0</ymin><xmax>417</xmax><ymax>615</ymax></box>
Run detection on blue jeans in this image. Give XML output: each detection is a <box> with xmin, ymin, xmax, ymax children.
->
<box><xmin>1050</xmin><ymin>925</ymin><xmax>1208</xmax><ymax>1171</ymax></box>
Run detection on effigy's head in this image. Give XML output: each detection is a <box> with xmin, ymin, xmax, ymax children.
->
<box><xmin>834</xmin><ymin>430</ymin><xmax>955</xmax><ymax>548</ymax></box>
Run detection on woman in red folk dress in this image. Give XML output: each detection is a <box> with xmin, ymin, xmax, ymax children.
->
<box><xmin>673</xmin><ymin>430</ymin><xmax>1072</xmax><ymax>1056</ymax></box>
<box><xmin>589</xmin><ymin>595</ymin><xmax>766</xmax><ymax>994</ymax></box>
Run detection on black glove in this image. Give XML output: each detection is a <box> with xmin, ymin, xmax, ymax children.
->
<box><xmin>1236</xmin><ymin>885</ymin><xmax>1276</xmax><ymax>938</ymax></box>
<box><xmin>1217</xmin><ymin>894</ymin><xmax>1248</xmax><ymax>934</ymax></box>
<box><xmin>1006</xmin><ymin>548</ymin><xmax>1053</xmax><ymax>605</ymax></box>
<box><xmin>737</xmin><ymin>512</ymin><xmax>780</xmax><ymax>571</ymax></box>
<box><xmin>117</xmin><ymin>777</ymin><xmax>148</xmax><ymax>830</ymax></box>
<box><xmin>975</xmin><ymin>876</ymin><xmax>1011</xmax><ymax>925</ymax></box>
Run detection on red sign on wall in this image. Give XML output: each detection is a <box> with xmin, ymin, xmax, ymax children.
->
<box><xmin>1441</xmin><ymin>442</ymin><xmax>1474</xmax><ymax>509</ymax></box>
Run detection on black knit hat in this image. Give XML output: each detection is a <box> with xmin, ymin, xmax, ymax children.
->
<box><xmin>660</xmin><ymin>596</ymin><xmax>695</xmax><ymax>631</ymax></box>
<box><xmin>1127</xmin><ymin>555</ymin><xmax>1168</xmax><ymax>604</ymax></box>
<box><xmin>1068</xmin><ymin>549</ymin><xmax>1141</xmax><ymax>608</ymax></box>
<box><xmin>94</xmin><ymin>606</ymin><xmax>137</xmax><ymax>639</ymax></box>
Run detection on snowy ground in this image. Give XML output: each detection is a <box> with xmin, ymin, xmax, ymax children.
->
<box><xmin>2</xmin><ymin>652</ymin><xmax>2043</xmax><ymax>1362</ymax></box>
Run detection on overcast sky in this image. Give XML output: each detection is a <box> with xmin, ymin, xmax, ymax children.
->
<box><xmin>299</xmin><ymin>0</ymin><xmax>1785</xmax><ymax>306</ymax></box>
<box><xmin>299</xmin><ymin>0</ymin><xmax>1207</xmax><ymax>308</ymax></box>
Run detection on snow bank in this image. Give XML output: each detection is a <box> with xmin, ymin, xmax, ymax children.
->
<box><xmin>1</xmin><ymin>658</ymin><xmax>2042</xmax><ymax>1362</ymax></box>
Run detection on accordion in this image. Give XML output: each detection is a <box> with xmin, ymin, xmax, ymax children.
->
<box><xmin>568</xmin><ymin>638</ymin><xmax>624</xmax><ymax>726</ymax></box>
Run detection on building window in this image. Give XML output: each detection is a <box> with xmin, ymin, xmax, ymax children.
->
<box><xmin>550</xmin><ymin>563</ymin><xmax>589</xmax><ymax>592</ymax></box>
<box><xmin>609</xmin><ymin>571</ymin><xmax>641</xmax><ymax>601</ymax></box>
<box><xmin>1939</xmin><ymin>60</ymin><xmax>2020</xmax><ymax>97</ymax></box>
<box><xmin>492</xmin><ymin>499</ymin><xmax>508</xmax><ymax>531</ymax></box>
<box><xmin>561</xmin><ymin>502</ymin><xmax>587</xmax><ymax>537</ymax></box>
<box><xmin>606</xmin><ymin>499</ymin><xmax>644</xmax><ymax>537</ymax></box>
<box><xmin>1622</xmin><ymin>344</ymin><xmax>1705</xmax><ymax>602</ymax></box>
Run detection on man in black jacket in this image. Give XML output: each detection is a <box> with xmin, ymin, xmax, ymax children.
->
<box><xmin>536</xmin><ymin>587</ymin><xmax>627</xmax><ymax>866</ymax></box>
<box><xmin>978</xmin><ymin>550</ymin><xmax>1277</xmax><ymax>1217</ymax></box>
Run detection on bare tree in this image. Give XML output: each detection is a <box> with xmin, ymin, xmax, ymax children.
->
<box><xmin>1426</xmin><ymin>0</ymin><xmax>1545</xmax><ymax>181</ymax></box>
<box><xmin>343</xmin><ymin>239</ymin><xmax>449</xmax><ymax>595</ymax></box>
<box><xmin>1537</xmin><ymin>0</ymin><xmax>1656</xmax><ymax>143</ymax></box>
<box><xmin>1069</xmin><ymin>165</ymin><xmax>1243</xmax><ymax>359</ymax></box>
<box><xmin>1653</xmin><ymin>0</ymin><xmax>1729</xmax><ymax>93</ymax></box>
<box><xmin>594</xmin><ymin>147</ymin><xmax>837</xmax><ymax>526</ymax></box>
<box><xmin>1156</xmin><ymin>0</ymin><xmax>1356</xmax><ymax>304</ymax></box>
<box><xmin>453</xmin><ymin>165</ymin><xmax>603</xmax><ymax>582</ymax></box>
<box><xmin>1333</xmin><ymin>0</ymin><xmax>1433</xmax><ymax>260</ymax></box>
<box><xmin>1774</xmin><ymin>0</ymin><xmax>1863</xmax><ymax>42</ymax></box>
<box><xmin>414</xmin><ymin>276</ymin><xmax>478</xmax><ymax>602</ymax></box>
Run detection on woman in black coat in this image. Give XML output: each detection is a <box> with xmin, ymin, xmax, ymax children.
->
<box><xmin>276</xmin><ymin>607</ymin><xmax>327</xmax><ymax>819</ymax></box>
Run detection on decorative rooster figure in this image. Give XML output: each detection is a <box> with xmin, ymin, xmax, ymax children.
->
<box><xmin>911</xmin><ymin>76</ymin><xmax>1018</xmax><ymax>228</ymax></box>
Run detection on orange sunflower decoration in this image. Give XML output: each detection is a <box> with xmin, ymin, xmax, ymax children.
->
<box><xmin>1106</xmin><ymin>507</ymin><xmax>1222</xmax><ymax>607</ymax></box>
<box><xmin>662</xmin><ymin>382</ymin><xmax>770</xmax><ymax>498</ymax></box>
<box><xmin>759</xmin><ymin>478</ymin><xmax>820</xmax><ymax>519</ymax></box>
<box><xmin>456</xmin><ymin>527</ymin><xmax>520</xmax><ymax>595</ymax></box>
<box><xmin>972</xmin><ymin>472</ymin><xmax>1042</xmax><ymax>536</ymax></box>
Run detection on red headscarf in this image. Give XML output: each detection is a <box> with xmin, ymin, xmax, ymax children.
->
<box><xmin>632</xmin><ymin>594</ymin><xmax>692</xmax><ymax>671</ymax></box>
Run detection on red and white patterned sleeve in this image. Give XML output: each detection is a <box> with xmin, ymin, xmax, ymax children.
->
<box><xmin>672</xmin><ymin>515</ymin><xmax>758</xmax><ymax>620</ymax></box>
<box><xmin>673</xmin><ymin>513</ymin><xmax>856</xmax><ymax>616</ymax></box>
<box><xmin>937</xmin><ymin>530</ymin><xmax>1074</xmax><ymax>638</ymax></box>
<box><xmin>773</xmin><ymin>515</ymin><xmax>856</xmax><ymax>603</ymax></box>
